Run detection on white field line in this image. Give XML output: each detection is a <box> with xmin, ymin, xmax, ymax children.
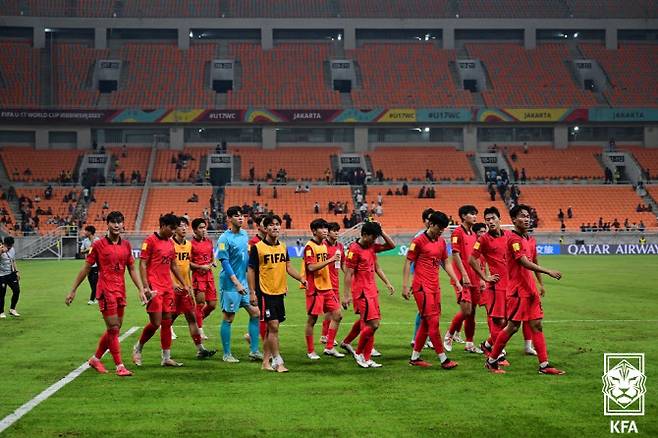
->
<box><xmin>0</xmin><ymin>326</ymin><xmax>140</xmax><ymax>434</ymax></box>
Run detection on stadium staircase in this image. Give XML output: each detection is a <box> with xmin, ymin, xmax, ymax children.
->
<box><xmin>468</xmin><ymin>154</ymin><xmax>484</xmax><ymax>181</ymax></box>
<box><xmin>133</xmin><ymin>140</ymin><xmax>159</xmax><ymax>231</ymax></box>
<box><xmin>0</xmin><ymin>161</ymin><xmax>21</xmax><ymax>222</ymax></box>
<box><xmin>20</xmin><ymin>225</ymin><xmax>76</xmax><ymax>259</ymax></box>
<box><xmin>39</xmin><ymin>46</ymin><xmax>52</xmax><ymax>106</ymax></box>
<box><xmin>232</xmin><ymin>155</ymin><xmax>242</xmax><ymax>181</ymax></box>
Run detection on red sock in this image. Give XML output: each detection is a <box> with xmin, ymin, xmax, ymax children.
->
<box><xmin>356</xmin><ymin>325</ymin><xmax>374</xmax><ymax>355</ymax></box>
<box><xmin>326</xmin><ymin>327</ymin><xmax>338</xmax><ymax>349</ymax></box>
<box><xmin>487</xmin><ymin>318</ymin><xmax>502</xmax><ymax>346</ymax></box>
<box><xmin>490</xmin><ymin>329</ymin><xmax>512</xmax><ymax>359</ymax></box>
<box><xmin>342</xmin><ymin>319</ymin><xmax>361</xmax><ymax>345</ymax></box>
<box><xmin>305</xmin><ymin>335</ymin><xmax>314</xmax><ymax>353</ymax></box>
<box><xmin>94</xmin><ymin>331</ymin><xmax>109</xmax><ymax>359</ymax></box>
<box><xmin>522</xmin><ymin>321</ymin><xmax>533</xmax><ymax>341</ymax></box>
<box><xmin>426</xmin><ymin>315</ymin><xmax>444</xmax><ymax>355</ymax></box>
<box><xmin>413</xmin><ymin>318</ymin><xmax>428</xmax><ymax>353</ymax></box>
<box><xmin>448</xmin><ymin>311</ymin><xmax>464</xmax><ymax>336</ymax></box>
<box><xmin>532</xmin><ymin>329</ymin><xmax>549</xmax><ymax>363</ymax></box>
<box><xmin>464</xmin><ymin>314</ymin><xmax>475</xmax><ymax>342</ymax></box>
<box><xmin>138</xmin><ymin>322</ymin><xmax>158</xmax><ymax>346</ymax></box>
<box><xmin>321</xmin><ymin>319</ymin><xmax>330</xmax><ymax>337</ymax></box>
<box><xmin>259</xmin><ymin>320</ymin><xmax>267</xmax><ymax>340</ymax></box>
<box><xmin>203</xmin><ymin>304</ymin><xmax>214</xmax><ymax>318</ymax></box>
<box><xmin>107</xmin><ymin>327</ymin><xmax>122</xmax><ymax>366</ymax></box>
<box><xmin>363</xmin><ymin>332</ymin><xmax>375</xmax><ymax>361</ymax></box>
<box><xmin>160</xmin><ymin>318</ymin><xmax>172</xmax><ymax>350</ymax></box>
<box><xmin>192</xmin><ymin>334</ymin><xmax>201</xmax><ymax>346</ymax></box>
<box><xmin>195</xmin><ymin>304</ymin><xmax>205</xmax><ymax>328</ymax></box>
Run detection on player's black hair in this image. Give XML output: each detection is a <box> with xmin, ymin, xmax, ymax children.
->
<box><xmin>361</xmin><ymin>221</ymin><xmax>382</xmax><ymax>238</ymax></box>
<box><xmin>422</xmin><ymin>208</ymin><xmax>435</xmax><ymax>222</ymax></box>
<box><xmin>428</xmin><ymin>211</ymin><xmax>449</xmax><ymax>229</ymax></box>
<box><xmin>262</xmin><ymin>214</ymin><xmax>281</xmax><ymax>227</ymax></box>
<box><xmin>327</xmin><ymin>222</ymin><xmax>340</xmax><ymax>232</ymax></box>
<box><xmin>3</xmin><ymin>236</ymin><xmax>14</xmax><ymax>246</ymax></box>
<box><xmin>106</xmin><ymin>211</ymin><xmax>124</xmax><ymax>224</ymax></box>
<box><xmin>84</xmin><ymin>225</ymin><xmax>96</xmax><ymax>234</ymax></box>
<box><xmin>483</xmin><ymin>206</ymin><xmax>501</xmax><ymax>219</ymax></box>
<box><xmin>226</xmin><ymin>205</ymin><xmax>242</xmax><ymax>217</ymax></box>
<box><xmin>310</xmin><ymin>218</ymin><xmax>329</xmax><ymax>231</ymax></box>
<box><xmin>159</xmin><ymin>213</ymin><xmax>180</xmax><ymax>228</ymax></box>
<box><xmin>178</xmin><ymin>216</ymin><xmax>189</xmax><ymax>225</ymax></box>
<box><xmin>472</xmin><ymin>222</ymin><xmax>487</xmax><ymax>233</ymax></box>
<box><xmin>458</xmin><ymin>205</ymin><xmax>478</xmax><ymax>220</ymax></box>
<box><xmin>509</xmin><ymin>204</ymin><xmax>532</xmax><ymax>219</ymax></box>
<box><xmin>254</xmin><ymin>215</ymin><xmax>265</xmax><ymax>225</ymax></box>
<box><xmin>191</xmin><ymin>218</ymin><xmax>206</xmax><ymax>230</ymax></box>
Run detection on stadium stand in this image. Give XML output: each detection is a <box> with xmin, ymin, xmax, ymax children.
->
<box><xmin>0</xmin><ymin>199</ymin><xmax>18</xmax><ymax>234</ymax></box>
<box><xmin>108</xmin><ymin>147</ymin><xmax>151</xmax><ymax>181</ymax></box>
<box><xmin>367</xmin><ymin>147</ymin><xmax>475</xmax><ymax>181</ymax></box>
<box><xmin>231</xmin><ymin>147</ymin><xmax>339</xmax><ymax>182</ymax></box>
<box><xmin>646</xmin><ymin>185</ymin><xmax>658</xmax><ymax>205</ymax></box>
<box><xmin>504</xmin><ymin>146</ymin><xmax>604</xmax><ymax>180</ymax></box>
<box><xmin>85</xmin><ymin>187</ymin><xmax>142</xmax><ymax>231</ymax></box>
<box><xmin>517</xmin><ymin>185</ymin><xmax>656</xmax><ymax>230</ymax></box>
<box><xmin>228</xmin><ymin>43</ymin><xmax>341</xmax><ymax>109</ymax></box>
<box><xmin>0</xmin><ymin>148</ymin><xmax>82</xmax><ymax>182</ymax></box>
<box><xmin>17</xmin><ymin>187</ymin><xmax>79</xmax><ymax>233</ymax></box>
<box><xmin>579</xmin><ymin>43</ymin><xmax>658</xmax><ymax>108</ymax></box>
<box><xmin>152</xmin><ymin>148</ymin><xmax>209</xmax><ymax>182</ymax></box>
<box><xmin>0</xmin><ymin>41</ymin><xmax>40</xmax><ymax>107</ymax></box>
<box><xmin>339</xmin><ymin>0</ymin><xmax>449</xmax><ymax>18</ymax></box>
<box><xmin>52</xmin><ymin>44</ymin><xmax>109</xmax><ymax>108</ymax></box>
<box><xmin>1</xmin><ymin>0</ymin><xmax>114</xmax><ymax>17</ymax></box>
<box><xmin>224</xmin><ymin>186</ymin><xmax>354</xmax><ymax>231</ymax></box>
<box><xmin>623</xmin><ymin>147</ymin><xmax>658</xmax><ymax>180</ymax></box>
<box><xmin>225</xmin><ymin>0</ymin><xmax>334</xmax><ymax>17</ymax></box>
<box><xmin>348</xmin><ymin>44</ymin><xmax>474</xmax><ymax>108</ymax></box>
<box><xmin>110</xmin><ymin>43</ymin><xmax>216</xmax><ymax>108</ymax></box>
<box><xmin>565</xmin><ymin>0</ymin><xmax>657</xmax><ymax>19</ymax></box>
<box><xmin>141</xmin><ymin>187</ymin><xmax>214</xmax><ymax>231</ymax></box>
<box><xmin>457</xmin><ymin>0</ymin><xmax>569</xmax><ymax>18</ymax></box>
<box><xmin>466</xmin><ymin>43</ymin><xmax>599</xmax><ymax>107</ymax></box>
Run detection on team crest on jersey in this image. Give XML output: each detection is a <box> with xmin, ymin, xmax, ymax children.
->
<box><xmin>141</xmin><ymin>242</ymin><xmax>148</xmax><ymax>250</ymax></box>
<box><xmin>474</xmin><ymin>242</ymin><xmax>480</xmax><ymax>250</ymax></box>
<box><xmin>452</xmin><ymin>236</ymin><xmax>459</xmax><ymax>244</ymax></box>
<box><xmin>347</xmin><ymin>251</ymin><xmax>353</xmax><ymax>259</ymax></box>
<box><xmin>409</xmin><ymin>243</ymin><xmax>416</xmax><ymax>251</ymax></box>
<box><xmin>512</xmin><ymin>242</ymin><xmax>521</xmax><ymax>251</ymax></box>
<box><xmin>306</xmin><ymin>249</ymin><xmax>312</xmax><ymax>257</ymax></box>
<box><xmin>219</xmin><ymin>243</ymin><xmax>226</xmax><ymax>250</ymax></box>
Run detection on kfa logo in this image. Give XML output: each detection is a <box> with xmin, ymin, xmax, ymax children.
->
<box><xmin>603</xmin><ymin>353</ymin><xmax>646</xmax><ymax>434</ymax></box>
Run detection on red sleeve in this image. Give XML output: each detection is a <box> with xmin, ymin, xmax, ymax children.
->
<box><xmin>471</xmin><ymin>235</ymin><xmax>487</xmax><ymax>259</ymax></box>
<box><xmin>85</xmin><ymin>240</ymin><xmax>100</xmax><ymax>265</ymax></box>
<box><xmin>303</xmin><ymin>244</ymin><xmax>316</xmax><ymax>266</ymax></box>
<box><xmin>451</xmin><ymin>229</ymin><xmax>463</xmax><ymax>254</ymax></box>
<box><xmin>509</xmin><ymin>236</ymin><xmax>527</xmax><ymax>261</ymax></box>
<box><xmin>440</xmin><ymin>240</ymin><xmax>448</xmax><ymax>262</ymax></box>
<box><xmin>125</xmin><ymin>241</ymin><xmax>135</xmax><ymax>266</ymax></box>
<box><xmin>373</xmin><ymin>243</ymin><xmax>388</xmax><ymax>253</ymax></box>
<box><xmin>139</xmin><ymin>236</ymin><xmax>152</xmax><ymax>261</ymax></box>
<box><xmin>345</xmin><ymin>245</ymin><xmax>359</xmax><ymax>270</ymax></box>
<box><xmin>406</xmin><ymin>237</ymin><xmax>421</xmax><ymax>262</ymax></box>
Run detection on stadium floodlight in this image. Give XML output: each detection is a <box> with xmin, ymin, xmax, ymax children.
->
<box><xmin>423</xmin><ymin>127</ymin><xmax>430</xmax><ymax>133</ymax></box>
<box><xmin>573</xmin><ymin>126</ymin><xmax>580</xmax><ymax>132</ymax></box>
<box><xmin>337</xmin><ymin>34</ymin><xmax>342</xmax><ymax>41</ymax></box>
<box><xmin>44</xmin><ymin>28</ymin><xmax>53</xmax><ymax>32</ymax></box>
<box><xmin>189</xmin><ymin>31</ymin><xmax>193</xmax><ymax>38</ymax></box>
<box><xmin>574</xmin><ymin>32</ymin><xmax>579</xmax><ymax>38</ymax></box>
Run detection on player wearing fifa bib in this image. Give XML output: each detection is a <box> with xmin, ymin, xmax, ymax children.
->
<box><xmin>216</xmin><ymin>206</ymin><xmax>262</xmax><ymax>363</ymax></box>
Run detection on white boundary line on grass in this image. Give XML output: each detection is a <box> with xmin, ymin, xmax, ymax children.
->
<box><xmin>0</xmin><ymin>326</ymin><xmax>140</xmax><ymax>434</ymax></box>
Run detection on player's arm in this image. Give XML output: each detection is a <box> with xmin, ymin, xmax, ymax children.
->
<box><xmin>65</xmin><ymin>262</ymin><xmax>93</xmax><ymax>305</ymax></box>
<box><xmin>190</xmin><ymin>261</ymin><xmax>211</xmax><ymax>271</ymax></box>
<box><xmin>468</xmin><ymin>254</ymin><xmax>499</xmax><ymax>283</ymax></box>
<box><xmin>402</xmin><ymin>258</ymin><xmax>412</xmax><ymax>300</ymax></box>
<box><xmin>342</xmin><ymin>267</ymin><xmax>354</xmax><ymax>309</ymax></box>
<box><xmin>375</xmin><ymin>260</ymin><xmax>395</xmax><ymax>295</ymax></box>
<box><xmin>285</xmin><ymin>260</ymin><xmax>306</xmax><ymax>286</ymax></box>
<box><xmin>307</xmin><ymin>253</ymin><xmax>338</xmax><ymax>272</ymax></box>
<box><xmin>532</xmin><ymin>252</ymin><xmax>547</xmax><ymax>296</ymax></box>
<box><xmin>221</xmin><ymin>257</ymin><xmax>247</xmax><ymax>294</ymax></box>
<box><xmin>441</xmin><ymin>260</ymin><xmax>463</xmax><ymax>292</ymax></box>
<box><xmin>378</xmin><ymin>229</ymin><xmax>395</xmax><ymax>251</ymax></box>
<box><xmin>138</xmin><ymin>258</ymin><xmax>152</xmax><ymax>296</ymax></box>
<box><xmin>127</xmin><ymin>262</ymin><xmax>147</xmax><ymax>304</ymax></box>
<box><xmin>517</xmin><ymin>256</ymin><xmax>561</xmax><ymax>280</ymax></box>
<box><xmin>170</xmin><ymin>259</ymin><xmax>192</xmax><ymax>294</ymax></box>
<box><xmin>451</xmin><ymin>251</ymin><xmax>471</xmax><ymax>286</ymax></box>
<box><xmin>247</xmin><ymin>245</ymin><xmax>259</xmax><ymax>304</ymax></box>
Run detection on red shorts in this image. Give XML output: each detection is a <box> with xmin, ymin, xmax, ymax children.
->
<box><xmin>98</xmin><ymin>291</ymin><xmax>126</xmax><ymax>317</ymax></box>
<box><xmin>412</xmin><ymin>288</ymin><xmax>441</xmax><ymax>317</ymax></box>
<box><xmin>355</xmin><ymin>294</ymin><xmax>381</xmax><ymax>322</ymax></box>
<box><xmin>146</xmin><ymin>289</ymin><xmax>176</xmax><ymax>314</ymax></box>
<box><xmin>484</xmin><ymin>283</ymin><xmax>507</xmax><ymax>319</ymax></box>
<box><xmin>454</xmin><ymin>285</ymin><xmax>480</xmax><ymax>305</ymax></box>
<box><xmin>175</xmin><ymin>291</ymin><xmax>196</xmax><ymax>315</ymax></box>
<box><xmin>506</xmin><ymin>294</ymin><xmax>543</xmax><ymax>322</ymax></box>
<box><xmin>194</xmin><ymin>278</ymin><xmax>217</xmax><ymax>302</ymax></box>
<box><xmin>306</xmin><ymin>290</ymin><xmax>341</xmax><ymax>316</ymax></box>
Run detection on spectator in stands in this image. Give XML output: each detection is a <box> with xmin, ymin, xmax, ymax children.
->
<box><xmin>558</xmin><ymin>209</ymin><xmax>565</xmax><ymax>221</ymax></box>
<box><xmin>637</xmin><ymin>203</ymin><xmax>643</xmax><ymax>212</ymax></box>
<box><xmin>283</xmin><ymin>212</ymin><xmax>292</xmax><ymax>229</ymax></box>
<box><xmin>343</xmin><ymin>215</ymin><xmax>350</xmax><ymax>229</ymax></box>
<box><xmin>402</xmin><ymin>182</ymin><xmax>408</xmax><ymax>196</ymax></box>
<box><xmin>646</xmin><ymin>168</ymin><xmax>651</xmax><ymax>182</ymax></box>
<box><xmin>511</xmin><ymin>152</ymin><xmax>518</xmax><ymax>163</ymax></box>
<box><xmin>44</xmin><ymin>185</ymin><xmax>53</xmax><ymax>200</ymax></box>
<box><xmin>604</xmin><ymin>167</ymin><xmax>613</xmax><ymax>184</ymax></box>
<box><xmin>560</xmin><ymin>221</ymin><xmax>566</xmax><ymax>233</ymax></box>
<box><xmin>187</xmin><ymin>193</ymin><xmax>199</xmax><ymax>203</ymax></box>
<box><xmin>523</xmin><ymin>142</ymin><xmax>528</xmax><ymax>154</ymax></box>
<box><xmin>386</xmin><ymin>188</ymin><xmax>393</xmax><ymax>196</ymax></box>
<box><xmin>567</xmin><ymin>206</ymin><xmax>573</xmax><ymax>219</ymax></box>
<box><xmin>639</xmin><ymin>220</ymin><xmax>646</xmax><ymax>232</ymax></box>
<box><xmin>608</xmin><ymin>138</ymin><xmax>616</xmax><ymax>152</ymax></box>
<box><xmin>377</xmin><ymin>193</ymin><xmax>383</xmax><ymax>205</ymax></box>
<box><xmin>375</xmin><ymin>204</ymin><xmax>383</xmax><ymax>217</ymax></box>
<box><xmin>613</xmin><ymin>169</ymin><xmax>620</xmax><ymax>184</ymax></box>
<box><xmin>489</xmin><ymin>184</ymin><xmax>496</xmax><ymax>202</ymax></box>
<box><xmin>624</xmin><ymin>218</ymin><xmax>630</xmax><ymax>231</ymax></box>
<box><xmin>121</xmin><ymin>144</ymin><xmax>127</xmax><ymax>158</ymax></box>
<box><xmin>23</xmin><ymin>168</ymin><xmax>32</xmax><ymax>176</ymax></box>
<box><xmin>521</xmin><ymin>168</ymin><xmax>527</xmax><ymax>183</ymax></box>
<box><xmin>266</xmin><ymin>169</ymin><xmax>273</xmax><ymax>181</ymax></box>
<box><xmin>356</xmin><ymin>190</ymin><xmax>363</xmax><ymax>205</ymax></box>
<box><xmin>273</xmin><ymin>186</ymin><xmax>277</xmax><ymax>199</ymax></box>
<box><xmin>324</xmin><ymin>168</ymin><xmax>331</xmax><ymax>183</ymax></box>
<box><xmin>99</xmin><ymin>145</ymin><xmax>106</xmax><ymax>154</ymax></box>
<box><xmin>249</xmin><ymin>164</ymin><xmax>255</xmax><ymax>182</ymax></box>
<box><xmin>314</xmin><ymin>202</ymin><xmax>320</xmax><ymax>214</ymax></box>
<box><xmin>102</xmin><ymin>201</ymin><xmax>109</xmax><ymax>210</ymax></box>
<box><xmin>419</xmin><ymin>186</ymin><xmax>426</xmax><ymax>198</ymax></box>
<box><xmin>580</xmin><ymin>223</ymin><xmax>586</xmax><ymax>232</ymax></box>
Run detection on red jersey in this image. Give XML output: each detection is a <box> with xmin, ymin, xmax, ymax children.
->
<box><xmin>140</xmin><ymin>232</ymin><xmax>175</xmax><ymax>292</ymax></box>
<box><xmin>345</xmin><ymin>241</ymin><xmax>387</xmax><ymax>298</ymax></box>
<box><xmin>472</xmin><ymin>229</ymin><xmax>509</xmax><ymax>289</ymax></box>
<box><xmin>325</xmin><ymin>240</ymin><xmax>344</xmax><ymax>291</ymax></box>
<box><xmin>86</xmin><ymin>236</ymin><xmax>134</xmax><ymax>298</ymax></box>
<box><xmin>406</xmin><ymin>231</ymin><xmax>448</xmax><ymax>292</ymax></box>
<box><xmin>191</xmin><ymin>236</ymin><xmax>214</xmax><ymax>282</ymax></box>
<box><xmin>248</xmin><ymin>234</ymin><xmax>262</xmax><ymax>253</ymax></box>
<box><xmin>507</xmin><ymin>231</ymin><xmax>538</xmax><ymax>298</ymax></box>
<box><xmin>450</xmin><ymin>225</ymin><xmax>479</xmax><ymax>285</ymax></box>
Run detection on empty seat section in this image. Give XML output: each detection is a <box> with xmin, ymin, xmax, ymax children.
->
<box><xmin>646</xmin><ymin>185</ymin><xmax>658</xmax><ymax>204</ymax></box>
<box><xmin>466</xmin><ymin>43</ymin><xmax>598</xmax><ymax>107</ymax></box>
<box><xmin>579</xmin><ymin>43</ymin><xmax>658</xmax><ymax>107</ymax></box>
<box><xmin>0</xmin><ymin>41</ymin><xmax>40</xmax><ymax>107</ymax></box>
<box><xmin>623</xmin><ymin>147</ymin><xmax>658</xmax><ymax>180</ymax></box>
<box><xmin>225</xmin><ymin>0</ymin><xmax>333</xmax><ymax>17</ymax></box>
<box><xmin>505</xmin><ymin>146</ymin><xmax>604</xmax><ymax>180</ymax></box>
<box><xmin>153</xmin><ymin>148</ymin><xmax>209</xmax><ymax>182</ymax></box>
<box><xmin>566</xmin><ymin>0</ymin><xmax>656</xmax><ymax>18</ymax></box>
<box><xmin>227</xmin><ymin>43</ymin><xmax>341</xmax><ymax>109</ymax></box>
<box><xmin>339</xmin><ymin>0</ymin><xmax>449</xmax><ymax>17</ymax></box>
<box><xmin>108</xmin><ymin>147</ymin><xmax>151</xmax><ymax>180</ymax></box>
<box><xmin>348</xmin><ymin>43</ymin><xmax>473</xmax><ymax>107</ymax></box>
<box><xmin>231</xmin><ymin>147</ymin><xmax>339</xmax><ymax>181</ymax></box>
<box><xmin>17</xmin><ymin>187</ymin><xmax>79</xmax><ymax>233</ymax></box>
<box><xmin>52</xmin><ymin>44</ymin><xmax>109</xmax><ymax>108</ymax></box>
<box><xmin>368</xmin><ymin>147</ymin><xmax>474</xmax><ymax>181</ymax></box>
<box><xmin>141</xmin><ymin>187</ymin><xmax>214</xmax><ymax>231</ymax></box>
<box><xmin>0</xmin><ymin>148</ymin><xmax>82</xmax><ymax>182</ymax></box>
<box><xmin>224</xmin><ymin>186</ymin><xmax>353</xmax><ymax>230</ymax></box>
<box><xmin>119</xmin><ymin>0</ymin><xmax>218</xmax><ymax>17</ymax></box>
<box><xmin>85</xmin><ymin>187</ymin><xmax>142</xmax><ymax>231</ymax></box>
<box><xmin>110</xmin><ymin>43</ymin><xmax>216</xmax><ymax>108</ymax></box>
<box><xmin>518</xmin><ymin>186</ymin><xmax>656</xmax><ymax>230</ymax></box>
<box><xmin>458</xmin><ymin>0</ymin><xmax>568</xmax><ymax>18</ymax></box>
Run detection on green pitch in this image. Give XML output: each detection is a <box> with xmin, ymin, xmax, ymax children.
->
<box><xmin>1</xmin><ymin>256</ymin><xmax>656</xmax><ymax>437</ymax></box>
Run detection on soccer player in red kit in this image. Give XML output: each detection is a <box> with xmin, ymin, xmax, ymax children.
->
<box><xmin>133</xmin><ymin>214</ymin><xmax>191</xmax><ymax>367</ymax></box>
<box><xmin>66</xmin><ymin>211</ymin><xmax>145</xmax><ymax>376</ymax></box>
<box><xmin>320</xmin><ymin>222</ymin><xmax>344</xmax><ymax>346</ymax></box>
<box><xmin>485</xmin><ymin>204</ymin><xmax>565</xmax><ymax>375</ymax></box>
<box><xmin>342</xmin><ymin>221</ymin><xmax>395</xmax><ymax>368</ymax></box>
<box><xmin>190</xmin><ymin>218</ymin><xmax>217</xmax><ymax>340</ymax></box>
<box><xmin>402</xmin><ymin>211</ymin><xmax>459</xmax><ymax>369</ymax></box>
<box><xmin>444</xmin><ymin>205</ymin><xmax>483</xmax><ymax>354</ymax></box>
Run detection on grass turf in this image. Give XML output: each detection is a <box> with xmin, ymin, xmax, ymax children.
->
<box><xmin>1</xmin><ymin>256</ymin><xmax>657</xmax><ymax>437</ymax></box>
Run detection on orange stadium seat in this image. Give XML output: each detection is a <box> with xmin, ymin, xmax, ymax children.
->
<box><xmin>0</xmin><ymin>41</ymin><xmax>40</xmax><ymax>107</ymax></box>
<box><xmin>622</xmin><ymin>147</ymin><xmax>658</xmax><ymax>180</ymax></box>
<box><xmin>646</xmin><ymin>185</ymin><xmax>658</xmax><ymax>206</ymax></box>
<box><xmin>0</xmin><ymin>198</ymin><xmax>17</xmax><ymax>235</ymax></box>
<box><xmin>225</xmin><ymin>0</ymin><xmax>333</xmax><ymax>17</ymax></box>
<box><xmin>108</xmin><ymin>147</ymin><xmax>151</xmax><ymax>180</ymax></box>
<box><xmin>17</xmin><ymin>187</ymin><xmax>79</xmax><ymax>233</ymax></box>
<box><xmin>517</xmin><ymin>186</ymin><xmax>656</xmax><ymax>231</ymax></box>
<box><xmin>347</xmin><ymin>43</ymin><xmax>474</xmax><ymax>108</ymax></box>
<box><xmin>224</xmin><ymin>186</ymin><xmax>353</xmax><ymax>231</ymax></box>
<box><xmin>153</xmin><ymin>148</ymin><xmax>209</xmax><ymax>182</ymax></box>
<box><xmin>52</xmin><ymin>44</ymin><xmax>109</xmax><ymax>108</ymax></box>
<box><xmin>85</xmin><ymin>187</ymin><xmax>142</xmax><ymax>232</ymax></box>
<box><xmin>231</xmin><ymin>147</ymin><xmax>339</xmax><ymax>182</ymax></box>
<box><xmin>458</xmin><ymin>0</ymin><xmax>569</xmax><ymax>18</ymax></box>
<box><xmin>504</xmin><ymin>146</ymin><xmax>604</xmax><ymax>180</ymax></box>
<box><xmin>141</xmin><ymin>187</ymin><xmax>214</xmax><ymax>231</ymax></box>
<box><xmin>566</xmin><ymin>0</ymin><xmax>657</xmax><ymax>18</ymax></box>
<box><xmin>0</xmin><ymin>148</ymin><xmax>83</xmax><ymax>183</ymax></box>
<box><xmin>466</xmin><ymin>43</ymin><xmax>599</xmax><ymax>107</ymax></box>
<box><xmin>339</xmin><ymin>0</ymin><xmax>449</xmax><ymax>18</ymax></box>
<box><xmin>367</xmin><ymin>147</ymin><xmax>474</xmax><ymax>181</ymax></box>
